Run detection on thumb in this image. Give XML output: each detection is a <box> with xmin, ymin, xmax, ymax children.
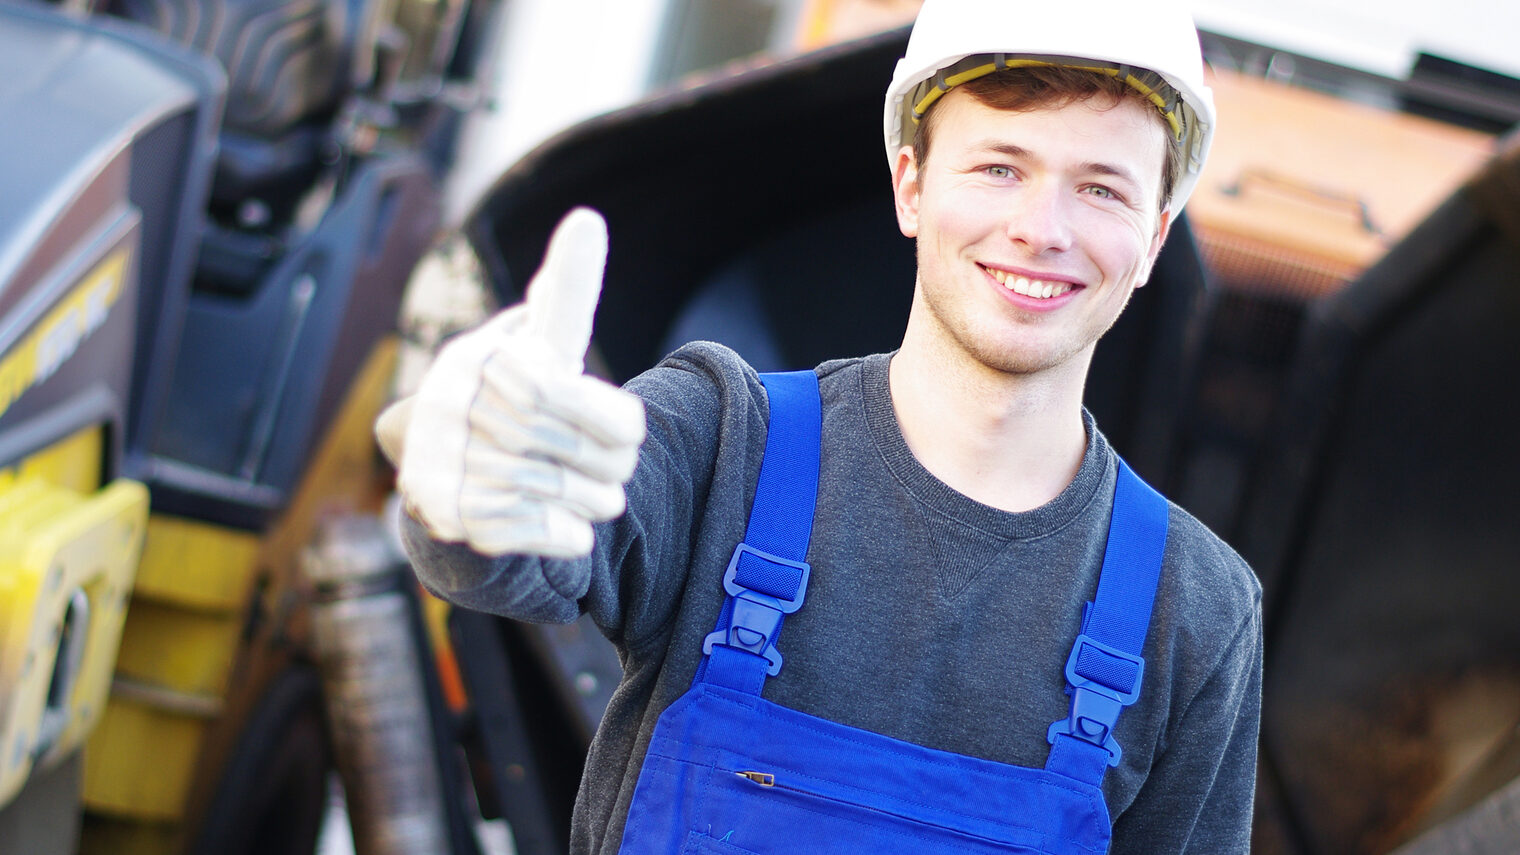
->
<box><xmin>525</xmin><ymin>207</ymin><xmax>609</xmax><ymax>372</ymax></box>
<box><xmin>373</xmin><ymin>395</ymin><xmax>414</xmax><ymax>466</ymax></box>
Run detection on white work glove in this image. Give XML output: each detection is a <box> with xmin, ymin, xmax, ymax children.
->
<box><xmin>377</xmin><ymin>208</ymin><xmax>646</xmax><ymax>557</ymax></box>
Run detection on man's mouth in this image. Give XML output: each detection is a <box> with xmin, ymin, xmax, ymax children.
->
<box><xmin>983</xmin><ymin>265</ymin><xmax>1077</xmax><ymax>300</ymax></box>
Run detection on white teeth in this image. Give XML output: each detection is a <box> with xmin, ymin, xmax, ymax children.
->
<box><xmin>987</xmin><ymin>267</ymin><xmax>1072</xmax><ymax>299</ymax></box>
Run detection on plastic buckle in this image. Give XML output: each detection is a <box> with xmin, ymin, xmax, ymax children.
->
<box><xmin>702</xmin><ymin>543</ymin><xmax>811</xmax><ymax>676</ymax></box>
<box><xmin>1046</xmin><ymin>634</ymin><xmax>1145</xmax><ymax>767</ymax></box>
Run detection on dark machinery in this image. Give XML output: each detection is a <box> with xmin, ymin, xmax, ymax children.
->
<box><xmin>0</xmin><ymin>1</ymin><xmax>496</xmax><ymax>852</ymax></box>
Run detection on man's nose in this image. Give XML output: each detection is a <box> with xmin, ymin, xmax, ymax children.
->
<box><xmin>1003</xmin><ymin>181</ymin><xmax>1075</xmax><ymax>254</ymax></box>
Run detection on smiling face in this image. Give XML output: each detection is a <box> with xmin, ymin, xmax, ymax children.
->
<box><xmin>893</xmin><ymin>86</ymin><xmax>1172</xmax><ymax>381</ymax></box>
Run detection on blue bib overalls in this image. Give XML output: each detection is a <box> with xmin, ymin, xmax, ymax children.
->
<box><xmin>617</xmin><ymin>371</ymin><xmax>1168</xmax><ymax>854</ymax></box>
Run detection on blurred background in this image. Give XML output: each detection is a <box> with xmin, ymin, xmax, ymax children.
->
<box><xmin>448</xmin><ymin>0</ymin><xmax>1520</xmax><ymax>219</ymax></box>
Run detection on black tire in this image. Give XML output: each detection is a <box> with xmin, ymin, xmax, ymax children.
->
<box><xmin>189</xmin><ymin>665</ymin><xmax>333</xmax><ymax>855</ymax></box>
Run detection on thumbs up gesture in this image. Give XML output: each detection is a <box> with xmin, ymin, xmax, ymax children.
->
<box><xmin>381</xmin><ymin>208</ymin><xmax>647</xmax><ymax>557</ymax></box>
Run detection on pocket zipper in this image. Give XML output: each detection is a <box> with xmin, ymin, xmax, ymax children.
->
<box><xmin>727</xmin><ymin>768</ymin><xmax>1038</xmax><ymax>850</ymax></box>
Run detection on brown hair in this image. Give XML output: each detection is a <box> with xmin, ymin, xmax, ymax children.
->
<box><xmin>911</xmin><ymin>64</ymin><xmax>1183</xmax><ymax>212</ymax></box>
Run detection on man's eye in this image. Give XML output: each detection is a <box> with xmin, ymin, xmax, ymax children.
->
<box><xmin>1083</xmin><ymin>185</ymin><xmax>1117</xmax><ymax>200</ymax></box>
<box><xmin>985</xmin><ymin>165</ymin><xmax>1014</xmax><ymax>179</ymax></box>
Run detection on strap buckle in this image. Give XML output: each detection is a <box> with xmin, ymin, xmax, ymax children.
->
<box><xmin>702</xmin><ymin>543</ymin><xmax>810</xmax><ymax>676</ymax></box>
<box><xmin>1046</xmin><ymin>633</ymin><xmax>1145</xmax><ymax>767</ymax></box>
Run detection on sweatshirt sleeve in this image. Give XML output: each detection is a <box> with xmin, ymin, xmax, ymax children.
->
<box><xmin>1110</xmin><ymin>593</ymin><xmax>1264</xmax><ymax>855</ymax></box>
<box><xmin>402</xmin><ymin>342</ymin><xmax>767</xmax><ymax>649</ymax></box>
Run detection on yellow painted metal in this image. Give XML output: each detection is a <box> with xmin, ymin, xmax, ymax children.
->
<box><xmin>133</xmin><ymin>517</ymin><xmax>261</xmax><ymax>613</ymax></box>
<box><xmin>79</xmin><ymin>516</ymin><xmax>261</xmax><ymax>825</ymax></box>
<box><xmin>113</xmin><ymin>602</ymin><xmax>245</xmax><ymax>698</ymax></box>
<box><xmin>0</xmin><ymin>466</ymin><xmax>149</xmax><ymax>808</ymax></box>
<box><xmin>80</xmin><ymin>696</ymin><xmax>205</xmax><ymax>821</ymax></box>
<box><xmin>0</xmin><ymin>245</ymin><xmax>131</xmax><ymax>424</ymax></box>
<box><xmin>0</xmin><ymin>427</ymin><xmax>101</xmax><ymax>494</ymax></box>
<box><xmin>78</xmin><ymin>339</ymin><xmax>400</xmax><ymax>847</ymax></box>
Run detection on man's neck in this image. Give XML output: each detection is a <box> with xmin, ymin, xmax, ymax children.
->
<box><xmin>888</xmin><ymin>333</ymin><xmax>1090</xmax><ymax>514</ymax></box>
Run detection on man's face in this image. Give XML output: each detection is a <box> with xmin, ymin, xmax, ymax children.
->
<box><xmin>892</xmin><ymin>87</ymin><xmax>1172</xmax><ymax>378</ymax></box>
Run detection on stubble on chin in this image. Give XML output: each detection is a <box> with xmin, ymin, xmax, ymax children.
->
<box><xmin>914</xmin><ymin>270</ymin><xmax>1124</xmax><ymax>381</ymax></box>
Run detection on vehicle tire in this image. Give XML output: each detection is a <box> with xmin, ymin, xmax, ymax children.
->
<box><xmin>188</xmin><ymin>665</ymin><xmax>333</xmax><ymax>855</ymax></box>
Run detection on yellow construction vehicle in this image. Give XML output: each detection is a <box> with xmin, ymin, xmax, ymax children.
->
<box><xmin>0</xmin><ymin>1</ymin><xmax>500</xmax><ymax>852</ymax></box>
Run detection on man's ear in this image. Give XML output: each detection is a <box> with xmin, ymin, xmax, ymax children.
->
<box><xmin>892</xmin><ymin>145</ymin><xmax>922</xmax><ymax>239</ymax></box>
<box><xmin>1134</xmin><ymin>207</ymin><xmax>1174</xmax><ymax>289</ymax></box>
<box><xmin>1154</xmin><ymin>207</ymin><xmax>1174</xmax><ymax>250</ymax></box>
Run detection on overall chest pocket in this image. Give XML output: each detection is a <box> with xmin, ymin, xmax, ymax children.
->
<box><xmin>679</xmin><ymin>759</ymin><xmax>1095</xmax><ymax>855</ymax></box>
<box><xmin>619</xmin><ymin>688</ymin><xmax>1112</xmax><ymax>855</ymax></box>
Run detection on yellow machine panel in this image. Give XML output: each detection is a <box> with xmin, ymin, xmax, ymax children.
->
<box><xmin>80</xmin><ymin>516</ymin><xmax>262</xmax><ymax>825</ymax></box>
<box><xmin>0</xmin><ymin>463</ymin><xmax>149</xmax><ymax>807</ymax></box>
<box><xmin>81</xmin><ymin>696</ymin><xmax>207</xmax><ymax>821</ymax></box>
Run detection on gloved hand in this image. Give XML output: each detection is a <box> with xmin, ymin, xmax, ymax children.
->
<box><xmin>377</xmin><ymin>208</ymin><xmax>646</xmax><ymax>557</ymax></box>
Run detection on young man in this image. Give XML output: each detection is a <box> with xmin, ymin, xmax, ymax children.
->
<box><xmin>380</xmin><ymin>0</ymin><xmax>1262</xmax><ymax>852</ymax></box>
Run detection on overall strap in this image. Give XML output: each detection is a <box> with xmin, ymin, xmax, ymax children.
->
<box><xmin>700</xmin><ymin>370</ymin><xmax>821</xmax><ymax>695</ymax></box>
<box><xmin>1046</xmin><ymin>458</ymin><xmax>1169</xmax><ymax>787</ymax></box>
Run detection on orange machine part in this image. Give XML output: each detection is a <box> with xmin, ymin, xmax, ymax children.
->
<box><xmin>1188</xmin><ymin>68</ymin><xmax>1494</xmax><ymax>299</ymax></box>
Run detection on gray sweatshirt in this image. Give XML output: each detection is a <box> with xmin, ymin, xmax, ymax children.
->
<box><xmin>405</xmin><ymin>342</ymin><xmax>1263</xmax><ymax>854</ymax></box>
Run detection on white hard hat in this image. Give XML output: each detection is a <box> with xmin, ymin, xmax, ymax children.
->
<box><xmin>883</xmin><ymin>0</ymin><xmax>1216</xmax><ymax>212</ymax></box>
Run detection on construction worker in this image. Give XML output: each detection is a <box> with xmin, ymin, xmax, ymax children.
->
<box><xmin>379</xmin><ymin>0</ymin><xmax>1262</xmax><ymax>851</ymax></box>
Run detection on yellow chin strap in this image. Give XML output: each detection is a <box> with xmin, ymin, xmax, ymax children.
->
<box><xmin>909</xmin><ymin>55</ymin><xmax>1184</xmax><ymax>141</ymax></box>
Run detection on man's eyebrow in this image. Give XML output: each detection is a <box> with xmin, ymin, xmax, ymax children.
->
<box><xmin>969</xmin><ymin>142</ymin><xmax>1144</xmax><ymax>188</ymax></box>
<box><xmin>1080</xmin><ymin>160</ymin><xmax>1143</xmax><ymax>189</ymax></box>
<box><xmin>975</xmin><ymin>141</ymin><xmax>1033</xmax><ymax>159</ymax></box>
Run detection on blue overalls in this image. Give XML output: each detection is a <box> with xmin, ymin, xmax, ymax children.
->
<box><xmin>617</xmin><ymin>371</ymin><xmax>1168</xmax><ymax>854</ymax></box>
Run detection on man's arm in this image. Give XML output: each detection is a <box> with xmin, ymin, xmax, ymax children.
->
<box><xmin>1112</xmin><ymin>599</ymin><xmax>1264</xmax><ymax>854</ymax></box>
